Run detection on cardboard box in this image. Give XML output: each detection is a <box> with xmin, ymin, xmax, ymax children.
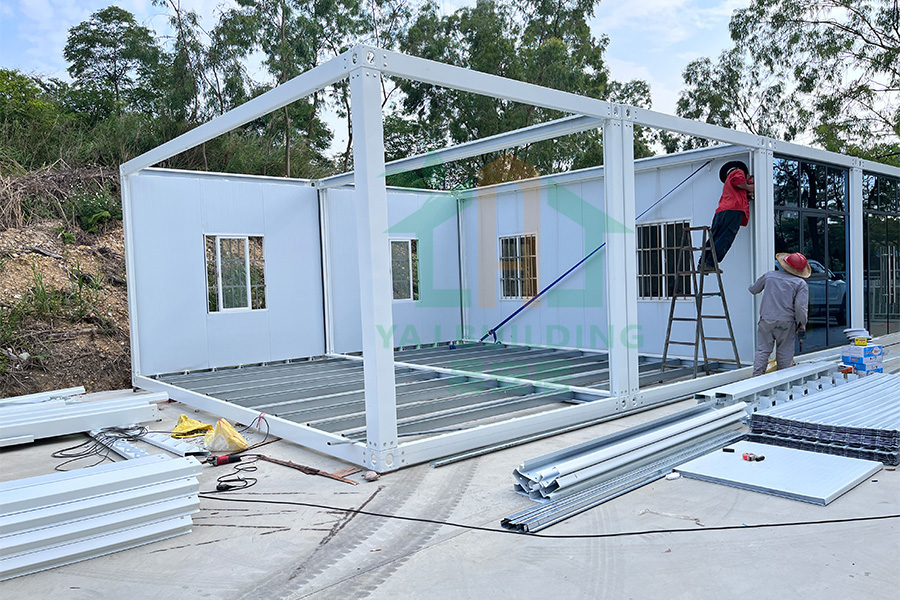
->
<box><xmin>842</xmin><ymin>355</ymin><xmax>884</xmax><ymax>368</ymax></box>
<box><xmin>854</xmin><ymin>365</ymin><xmax>884</xmax><ymax>377</ymax></box>
<box><xmin>842</xmin><ymin>344</ymin><xmax>883</xmax><ymax>359</ymax></box>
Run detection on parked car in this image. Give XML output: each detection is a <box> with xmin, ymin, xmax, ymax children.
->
<box><xmin>776</xmin><ymin>259</ymin><xmax>846</xmax><ymax>325</ymax></box>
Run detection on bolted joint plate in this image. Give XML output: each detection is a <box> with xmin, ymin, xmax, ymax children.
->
<box><xmin>365</xmin><ymin>443</ymin><xmax>403</xmax><ymax>473</ymax></box>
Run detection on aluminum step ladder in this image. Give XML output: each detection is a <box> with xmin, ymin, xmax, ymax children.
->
<box><xmin>661</xmin><ymin>225</ymin><xmax>742</xmax><ymax>377</ymax></box>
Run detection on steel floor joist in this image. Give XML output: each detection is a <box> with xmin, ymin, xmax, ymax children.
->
<box><xmin>148</xmin><ymin>343</ymin><xmax>750</xmax><ymax>470</ymax></box>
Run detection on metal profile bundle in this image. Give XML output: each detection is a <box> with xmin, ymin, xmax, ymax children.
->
<box><xmin>0</xmin><ymin>455</ymin><xmax>201</xmax><ymax>581</ymax></box>
<box><xmin>513</xmin><ymin>402</ymin><xmax>747</xmax><ymax>501</ymax></box>
<box><xmin>749</xmin><ymin>373</ymin><xmax>900</xmax><ymax>465</ymax></box>
<box><xmin>694</xmin><ymin>361</ymin><xmax>839</xmax><ymax>412</ymax></box>
<box><xmin>0</xmin><ymin>393</ymin><xmax>163</xmax><ymax>447</ymax></box>
<box><xmin>502</xmin><ymin>430</ymin><xmax>741</xmax><ymax>532</ymax></box>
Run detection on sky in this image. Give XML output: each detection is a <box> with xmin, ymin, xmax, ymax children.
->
<box><xmin>0</xmin><ymin>0</ymin><xmax>745</xmax><ymax>155</ymax></box>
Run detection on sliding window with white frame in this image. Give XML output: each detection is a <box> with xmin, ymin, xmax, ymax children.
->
<box><xmin>205</xmin><ymin>235</ymin><xmax>266</xmax><ymax>312</ymax></box>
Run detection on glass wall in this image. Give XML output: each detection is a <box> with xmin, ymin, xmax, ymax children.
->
<box><xmin>863</xmin><ymin>173</ymin><xmax>900</xmax><ymax>336</ymax></box>
<box><xmin>773</xmin><ymin>156</ymin><xmax>849</xmax><ymax>352</ymax></box>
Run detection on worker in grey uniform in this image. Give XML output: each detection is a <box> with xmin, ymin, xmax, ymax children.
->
<box><xmin>748</xmin><ymin>252</ymin><xmax>810</xmax><ymax>376</ymax></box>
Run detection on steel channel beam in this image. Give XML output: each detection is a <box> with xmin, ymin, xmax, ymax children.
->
<box><xmin>223</xmin><ymin>370</ymin><xmax>435</xmax><ymax>407</ymax></box>
<box><xmin>344</xmin><ymin>390</ymin><xmax>573</xmax><ymax>439</ymax></box>
<box><xmin>544</xmin><ymin>359</ymin><xmax>664</xmax><ymax>387</ymax></box>
<box><xmin>301</xmin><ymin>384</ymin><xmax>534</xmax><ymax>432</ymax></box>
<box><xmin>173</xmin><ymin>362</ymin><xmax>363</xmax><ymax>393</ymax></box>
<box><xmin>517</xmin><ymin>361</ymin><xmax>616</xmax><ymax>381</ymax></box>
<box><xmin>403</xmin><ymin>346</ymin><xmax>553</xmax><ymax>368</ymax></box>
<box><xmin>267</xmin><ymin>378</ymin><xmax>496</xmax><ymax>419</ymax></box>
<box><xmin>158</xmin><ymin>357</ymin><xmax>349</xmax><ymax>385</ymax></box>
<box><xmin>249</xmin><ymin>375</ymin><xmax>473</xmax><ymax>411</ymax></box>
<box><xmin>212</xmin><ymin>366</ymin><xmax>420</xmax><ymax>400</ymax></box>
<box><xmin>480</xmin><ymin>353</ymin><xmax>602</xmax><ymax>377</ymax></box>
<box><xmin>392</xmin><ymin>344</ymin><xmax>508</xmax><ymax>361</ymax></box>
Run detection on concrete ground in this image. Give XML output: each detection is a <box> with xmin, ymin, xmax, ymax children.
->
<box><xmin>1</xmin><ymin>394</ymin><xmax>898</xmax><ymax>600</ymax></box>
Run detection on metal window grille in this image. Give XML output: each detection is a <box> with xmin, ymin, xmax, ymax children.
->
<box><xmin>637</xmin><ymin>221</ymin><xmax>690</xmax><ymax>299</ymax></box>
<box><xmin>391</xmin><ymin>239</ymin><xmax>419</xmax><ymax>300</ymax></box>
<box><xmin>204</xmin><ymin>235</ymin><xmax>266</xmax><ymax>312</ymax></box>
<box><xmin>499</xmin><ymin>234</ymin><xmax>538</xmax><ymax>299</ymax></box>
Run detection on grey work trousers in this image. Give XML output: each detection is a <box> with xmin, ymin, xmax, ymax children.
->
<box><xmin>753</xmin><ymin>319</ymin><xmax>797</xmax><ymax>376</ymax></box>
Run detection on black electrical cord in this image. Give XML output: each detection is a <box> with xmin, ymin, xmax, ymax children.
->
<box><xmin>197</xmin><ymin>493</ymin><xmax>900</xmax><ymax>539</ymax></box>
<box><xmin>52</xmin><ymin>425</ymin><xmax>149</xmax><ymax>471</ymax></box>
<box><xmin>213</xmin><ymin>456</ymin><xmax>260</xmax><ymax>491</ymax></box>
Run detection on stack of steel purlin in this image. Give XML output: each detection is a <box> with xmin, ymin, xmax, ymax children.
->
<box><xmin>749</xmin><ymin>373</ymin><xmax>900</xmax><ymax>465</ymax></box>
<box><xmin>502</xmin><ymin>403</ymin><xmax>746</xmax><ymax>532</ymax></box>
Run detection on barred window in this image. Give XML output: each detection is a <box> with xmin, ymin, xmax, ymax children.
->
<box><xmin>500</xmin><ymin>234</ymin><xmax>538</xmax><ymax>299</ymax></box>
<box><xmin>205</xmin><ymin>235</ymin><xmax>266</xmax><ymax>312</ymax></box>
<box><xmin>391</xmin><ymin>239</ymin><xmax>419</xmax><ymax>301</ymax></box>
<box><xmin>636</xmin><ymin>221</ymin><xmax>691</xmax><ymax>299</ymax></box>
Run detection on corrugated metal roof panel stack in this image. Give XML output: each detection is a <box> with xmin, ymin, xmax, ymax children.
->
<box><xmin>749</xmin><ymin>373</ymin><xmax>900</xmax><ymax>465</ymax></box>
<box><xmin>0</xmin><ymin>455</ymin><xmax>201</xmax><ymax>580</ymax></box>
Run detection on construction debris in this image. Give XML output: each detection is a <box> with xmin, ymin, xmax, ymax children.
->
<box><xmin>0</xmin><ymin>455</ymin><xmax>201</xmax><ymax>581</ymax></box>
<box><xmin>256</xmin><ymin>455</ymin><xmax>358</xmax><ymax>485</ymax></box>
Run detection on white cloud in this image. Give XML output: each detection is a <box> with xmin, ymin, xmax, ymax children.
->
<box><xmin>607</xmin><ymin>57</ymin><xmax>681</xmax><ymax>115</ymax></box>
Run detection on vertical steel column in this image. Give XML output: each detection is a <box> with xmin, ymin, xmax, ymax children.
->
<box><xmin>350</xmin><ymin>64</ymin><xmax>399</xmax><ymax>470</ymax></box>
<box><xmin>849</xmin><ymin>163</ymin><xmax>865</xmax><ymax>327</ymax></box>
<box><xmin>119</xmin><ymin>171</ymin><xmax>142</xmax><ymax>380</ymax></box>
<box><xmin>602</xmin><ymin>110</ymin><xmax>639</xmax><ymax>398</ymax></box>
<box><xmin>752</xmin><ymin>146</ymin><xmax>775</xmax><ymax>327</ymax></box>
<box><xmin>318</xmin><ymin>187</ymin><xmax>335</xmax><ymax>354</ymax></box>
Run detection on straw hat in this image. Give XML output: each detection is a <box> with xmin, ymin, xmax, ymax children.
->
<box><xmin>719</xmin><ymin>160</ymin><xmax>749</xmax><ymax>183</ymax></box>
<box><xmin>776</xmin><ymin>252</ymin><xmax>811</xmax><ymax>278</ymax></box>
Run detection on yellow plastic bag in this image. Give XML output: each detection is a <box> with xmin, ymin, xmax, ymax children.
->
<box><xmin>171</xmin><ymin>414</ymin><xmax>213</xmax><ymax>439</ymax></box>
<box><xmin>204</xmin><ymin>419</ymin><xmax>248</xmax><ymax>452</ymax></box>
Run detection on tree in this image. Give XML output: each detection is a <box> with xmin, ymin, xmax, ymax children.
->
<box><xmin>395</xmin><ymin>0</ymin><xmax>654</xmax><ymax>188</ymax></box>
<box><xmin>675</xmin><ymin>47</ymin><xmax>808</xmax><ymax>148</ymax></box>
<box><xmin>675</xmin><ymin>0</ymin><xmax>899</xmax><ymax>164</ymax></box>
<box><xmin>63</xmin><ymin>6</ymin><xmax>161</xmax><ymax>117</ymax></box>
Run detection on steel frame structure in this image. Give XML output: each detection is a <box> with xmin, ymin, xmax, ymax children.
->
<box><xmin>122</xmin><ymin>46</ymin><xmax>900</xmax><ymax>471</ymax></box>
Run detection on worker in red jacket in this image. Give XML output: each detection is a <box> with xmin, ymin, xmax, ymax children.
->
<box><xmin>704</xmin><ymin>160</ymin><xmax>754</xmax><ymax>271</ymax></box>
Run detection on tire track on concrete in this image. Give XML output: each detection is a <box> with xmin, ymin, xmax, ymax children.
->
<box><xmin>296</xmin><ymin>460</ymin><xmax>478</xmax><ymax>599</ymax></box>
<box><xmin>238</xmin><ymin>460</ymin><xmax>478</xmax><ymax>600</ymax></box>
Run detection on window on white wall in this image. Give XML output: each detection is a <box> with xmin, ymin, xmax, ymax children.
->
<box><xmin>205</xmin><ymin>235</ymin><xmax>266</xmax><ymax>312</ymax></box>
<box><xmin>391</xmin><ymin>239</ymin><xmax>419</xmax><ymax>300</ymax></box>
<box><xmin>500</xmin><ymin>234</ymin><xmax>538</xmax><ymax>299</ymax></box>
<box><xmin>636</xmin><ymin>221</ymin><xmax>691</xmax><ymax>299</ymax></box>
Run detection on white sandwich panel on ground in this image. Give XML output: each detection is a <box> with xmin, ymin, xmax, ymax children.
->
<box><xmin>126</xmin><ymin>169</ymin><xmax>325</xmax><ymax>376</ymax></box>
<box><xmin>324</xmin><ymin>186</ymin><xmax>464</xmax><ymax>353</ymax></box>
<box><xmin>458</xmin><ymin>176</ymin><xmax>610</xmax><ymax>349</ymax></box>
<box><xmin>0</xmin><ymin>455</ymin><xmax>201</xmax><ymax>581</ymax></box>
<box><xmin>675</xmin><ymin>440</ymin><xmax>882</xmax><ymax>505</ymax></box>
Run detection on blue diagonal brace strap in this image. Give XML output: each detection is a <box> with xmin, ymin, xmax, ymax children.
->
<box><xmin>479</xmin><ymin>159</ymin><xmax>713</xmax><ymax>343</ymax></box>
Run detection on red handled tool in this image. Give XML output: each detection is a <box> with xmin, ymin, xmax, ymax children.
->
<box><xmin>207</xmin><ymin>454</ymin><xmax>243</xmax><ymax>466</ymax></box>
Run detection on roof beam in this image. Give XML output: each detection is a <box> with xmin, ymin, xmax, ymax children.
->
<box><xmin>375</xmin><ymin>46</ymin><xmax>764</xmax><ymax>148</ymax></box>
<box><xmin>318</xmin><ymin>114</ymin><xmax>605</xmax><ymax>189</ymax></box>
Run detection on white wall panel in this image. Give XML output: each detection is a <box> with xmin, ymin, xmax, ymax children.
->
<box><xmin>128</xmin><ymin>171</ymin><xmax>324</xmax><ymax>375</ymax></box>
<box><xmin>461</xmin><ymin>177</ymin><xmax>611</xmax><ymax>349</ymax></box>
<box><xmin>326</xmin><ymin>187</ymin><xmax>463</xmax><ymax>353</ymax></box>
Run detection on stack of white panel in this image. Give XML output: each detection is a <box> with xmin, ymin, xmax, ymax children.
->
<box><xmin>0</xmin><ymin>394</ymin><xmax>163</xmax><ymax>446</ymax></box>
<box><xmin>0</xmin><ymin>455</ymin><xmax>201</xmax><ymax>580</ymax></box>
<box><xmin>0</xmin><ymin>387</ymin><xmax>85</xmax><ymax>407</ymax></box>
